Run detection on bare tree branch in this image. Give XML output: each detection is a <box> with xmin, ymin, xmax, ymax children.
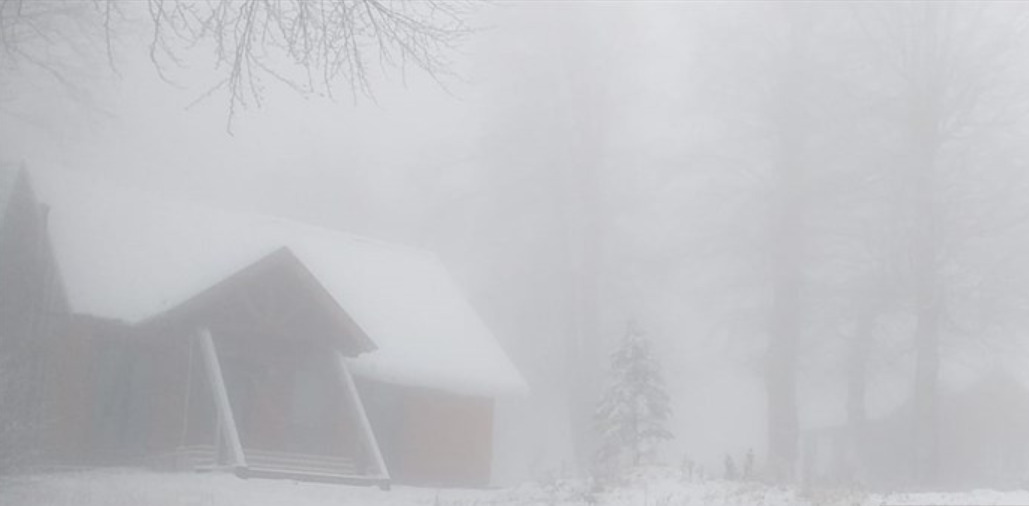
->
<box><xmin>0</xmin><ymin>0</ymin><xmax>475</xmax><ymax>128</ymax></box>
<box><xmin>141</xmin><ymin>0</ymin><xmax>473</xmax><ymax>129</ymax></box>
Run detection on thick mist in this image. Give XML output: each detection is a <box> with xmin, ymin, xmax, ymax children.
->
<box><xmin>4</xmin><ymin>1</ymin><xmax>1029</xmax><ymax>500</ymax></box>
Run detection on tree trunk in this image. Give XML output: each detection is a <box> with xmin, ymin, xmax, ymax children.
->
<box><xmin>908</xmin><ymin>132</ymin><xmax>941</xmax><ymax>485</ymax></box>
<box><xmin>907</xmin><ymin>67</ymin><xmax>943</xmax><ymax>488</ymax></box>
<box><xmin>764</xmin><ymin>6</ymin><xmax>812</xmax><ymax>482</ymax></box>
<box><xmin>911</xmin><ymin>300</ymin><xmax>940</xmax><ymax>484</ymax></box>
<box><xmin>765</xmin><ymin>311</ymin><xmax>799</xmax><ymax>482</ymax></box>
<box><xmin>552</xmin><ymin>8</ymin><xmax>614</xmax><ymax>473</ymax></box>
<box><xmin>766</xmin><ymin>198</ymin><xmax>802</xmax><ymax>481</ymax></box>
<box><xmin>563</xmin><ymin>171</ymin><xmax>603</xmax><ymax>473</ymax></box>
<box><xmin>846</xmin><ymin>316</ymin><xmax>871</xmax><ymax>434</ymax></box>
<box><xmin>845</xmin><ymin>310</ymin><xmax>874</xmax><ymax>483</ymax></box>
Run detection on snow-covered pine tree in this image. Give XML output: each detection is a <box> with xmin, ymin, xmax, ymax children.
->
<box><xmin>593</xmin><ymin>320</ymin><xmax>673</xmax><ymax>474</ymax></box>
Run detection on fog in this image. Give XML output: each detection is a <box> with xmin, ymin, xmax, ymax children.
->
<box><xmin>4</xmin><ymin>0</ymin><xmax>1029</xmax><ymax>499</ymax></box>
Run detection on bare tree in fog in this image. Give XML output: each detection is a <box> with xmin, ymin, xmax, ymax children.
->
<box><xmin>143</xmin><ymin>0</ymin><xmax>471</xmax><ymax>116</ymax></box>
<box><xmin>759</xmin><ymin>7</ymin><xmax>818</xmax><ymax>482</ymax></box>
<box><xmin>0</xmin><ymin>1</ymin><xmax>109</xmax><ymax>109</ymax></box>
<box><xmin>851</xmin><ymin>2</ymin><xmax>1029</xmax><ymax>485</ymax></box>
<box><xmin>689</xmin><ymin>4</ymin><xmax>830</xmax><ymax>482</ymax></box>
<box><xmin>792</xmin><ymin>11</ymin><xmax>912</xmax><ymax>478</ymax></box>
<box><xmin>550</xmin><ymin>9</ymin><xmax>621</xmax><ymax>474</ymax></box>
<box><xmin>0</xmin><ymin>0</ymin><xmax>473</xmax><ymax>120</ymax></box>
<box><xmin>664</xmin><ymin>1</ymin><xmax>1029</xmax><ymax>487</ymax></box>
<box><xmin>806</xmin><ymin>190</ymin><xmax>908</xmax><ymax>484</ymax></box>
<box><xmin>472</xmin><ymin>4</ymin><xmax>628</xmax><ymax>475</ymax></box>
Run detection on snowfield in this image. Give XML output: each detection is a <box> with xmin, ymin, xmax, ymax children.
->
<box><xmin>2</xmin><ymin>468</ymin><xmax>1029</xmax><ymax>506</ymax></box>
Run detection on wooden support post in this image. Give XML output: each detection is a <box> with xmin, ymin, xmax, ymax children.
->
<box><xmin>198</xmin><ymin>328</ymin><xmax>247</xmax><ymax>473</ymax></box>
<box><xmin>333</xmin><ymin>352</ymin><xmax>390</xmax><ymax>488</ymax></box>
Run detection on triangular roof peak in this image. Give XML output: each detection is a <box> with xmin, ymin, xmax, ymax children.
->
<box><xmin>139</xmin><ymin>246</ymin><xmax>378</xmax><ymax>356</ymax></box>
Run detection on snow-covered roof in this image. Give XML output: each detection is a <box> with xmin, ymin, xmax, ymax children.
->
<box><xmin>27</xmin><ymin>168</ymin><xmax>527</xmax><ymax>397</ymax></box>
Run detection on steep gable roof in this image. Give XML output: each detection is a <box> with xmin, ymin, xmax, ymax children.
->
<box><xmin>27</xmin><ymin>168</ymin><xmax>527</xmax><ymax>397</ymax></box>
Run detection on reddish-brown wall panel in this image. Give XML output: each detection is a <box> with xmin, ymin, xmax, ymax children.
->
<box><xmin>396</xmin><ymin>388</ymin><xmax>494</xmax><ymax>487</ymax></box>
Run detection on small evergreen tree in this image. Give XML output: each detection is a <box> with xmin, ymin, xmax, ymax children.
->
<box><xmin>593</xmin><ymin>320</ymin><xmax>674</xmax><ymax>474</ymax></box>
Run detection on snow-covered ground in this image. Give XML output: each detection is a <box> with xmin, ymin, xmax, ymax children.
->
<box><xmin>1</xmin><ymin>468</ymin><xmax>1028</xmax><ymax>506</ymax></box>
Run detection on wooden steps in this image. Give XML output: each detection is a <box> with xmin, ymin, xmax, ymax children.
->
<box><xmin>171</xmin><ymin>445</ymin><xmax>387</xmax><ymax>488</ymax></box>
<box><xmin>244</xmin><ymin>448</ymin><xmax>358</xmax><ymax>476</ymax></box>
<box><xmin>173</xmin><ymin>444</ymin><xmax>218</xmax><ymax>471</ymax></box>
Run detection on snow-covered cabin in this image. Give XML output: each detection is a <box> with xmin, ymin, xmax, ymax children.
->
<box><xmin>0</xmin><ymin>166</ymin><xmax>526</xmax><ymax>488</ymax></box>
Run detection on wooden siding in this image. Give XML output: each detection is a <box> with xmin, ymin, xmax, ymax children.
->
<box><xmin>39</xmin><ymin>320</ymin><xmax>375</xmax><ymax>474</ymax></box>
<box><xmin>358</xmin><ymin>379</ymin><xmax>494</xmax><ymax>487</ymax></box>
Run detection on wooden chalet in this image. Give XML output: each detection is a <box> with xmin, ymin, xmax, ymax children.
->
<box><xmin>0</xmin><ymin>166</ymin><xmax>527</xmax><ymax>488</ymax></box>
